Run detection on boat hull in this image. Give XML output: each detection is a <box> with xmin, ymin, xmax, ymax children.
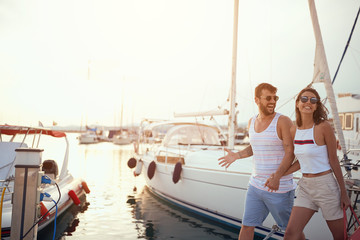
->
<box><xmin>140</xmin><ymin>157</ymin><xmax>285</xmax><ymax>239</ymax></box>
<box><xmin>0</xmin><ymin>175</ymin><xmax>87</xmax><ymax>239</ymax></box>
<box><xmin>138</xmin><ymin>154</ymin><xmax>333</xmax><ymax>240</ymax></box>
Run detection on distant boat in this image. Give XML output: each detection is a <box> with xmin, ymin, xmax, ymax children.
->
<box><xmin>112</xmin><ymin>130</ymin><xmax>132</xmax><ymax>145</ymax></box>
<box><xmin>78</xmin><ymin>125</ymin><xmax>109</xmax><ymax>144</ymax></box>
<box><xmin>0</xmin><ymin>125</ymin><xmax>90</xmax><ymax>238</ymax></box>
<box><xmin>235</xmin><ymin>132</ymin><xmax>249</xmax><ymax>145</ymax></box>
<box><xmin>112</xmin><ymin>100</ymin><xmax>132</xmax><ymax>145</ymax></box>
<box><xmin>78</xmin><ymin>130</ymin><xmax>99</xmax><ymax>144</ymax></box>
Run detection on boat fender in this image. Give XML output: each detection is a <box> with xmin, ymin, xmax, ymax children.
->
<box><xmin>134</xmin><ymin>160</ymin><xmax>143</xmax><ymax>176</ymax></box>
<box><xmin>68</xmin><ymin>190</ymin><xmax>81</xmax><ymax>206</ymax></box>
<box><xmin>172</xmin><ymin>162</ymin><xmax>182</xmax><ymax>184</ymax></box>
<box><xmin>81</xmin><ymin>181</ymin><xmax>91</xmax><ymax>194</ymax></box>
<box><xmin>147</xmin><ymin>161</ymin><xmax>156</xmax><ymax>180</ymax></box>
<box><xmin>127</xmin><ymin>158</ymin><xmax>137</xmax><ymax>169</ymax></box>
<box><xmin>133</xmin><ymin>141</ymin><xmax>139</xmax><ymax>154</ymax></box>
<box><xmin>40</xmin><ymin>202</ymin><xmax>50</xmax><ymax>219</ymax></box>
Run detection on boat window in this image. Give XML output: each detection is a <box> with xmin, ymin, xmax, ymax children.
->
<box><xmin>339</xmin><ymin>114</ymin><xmax>344</xmax><ymax>129</ymax></box>
<box><xmin>356</xmin><ymin>117</ymin><xmax>359</xmax><ymax>133</ymax></box>
<box><xmin>344</xmin><ymin>113</ymin><xmax>353</xmax><ymax>130</ymax></box>
<box><xmin>162</xmin><ymin>125</ymin><xmax>220</xmax><ymax>146</ymax></box>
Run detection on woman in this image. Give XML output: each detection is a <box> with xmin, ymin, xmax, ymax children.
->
<box><xmin>283</xmin><ymin>87</ymin><xmax>351</xmax><ymax>240</ymax></box>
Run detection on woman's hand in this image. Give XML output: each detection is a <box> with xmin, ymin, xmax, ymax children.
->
<box><xmin>341</xmin><ymin>191</ymin><xmax>351</xmax><ymax>210</ymax></box>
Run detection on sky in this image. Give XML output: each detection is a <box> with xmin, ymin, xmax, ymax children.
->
<box><xmin>0</xmin><ymin>0</ymin><xmax>359</xmax><ymax>128</ymax></box>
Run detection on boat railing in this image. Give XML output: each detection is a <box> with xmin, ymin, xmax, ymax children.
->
<box><xmin>344</xmin><ymin>179</ymin><xmax>360</xmax><ymax>234</ymax></box>
<box><xmin>348</xmin><ymin>148</ymin><xmax>360</xmax><ymax>154</ymax></box>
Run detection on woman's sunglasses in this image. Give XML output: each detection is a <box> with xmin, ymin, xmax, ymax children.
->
<box><xmin>262</xmin><ymin>96</ymin><xmax>279</xmax><ymax>101</ymax></box>
<box><xmin>300</xmin><ymin>96</ymin><xmax>318</xmax><ymax>104</ymax></box>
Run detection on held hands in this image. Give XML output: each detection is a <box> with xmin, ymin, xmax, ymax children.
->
<box><xmin>264</xmin><ymin>173</ymin><xmax>280</xmax><ymax>192</ymax></box>
<box><xmin>218</xmin><ymin>148</ymin><xmax>238</xmax><ymax>168</ymax></box>
<box><xmin>341</xmin><ymin>192</ymin><xmax>351</xmax><ymax>210</ymax></box>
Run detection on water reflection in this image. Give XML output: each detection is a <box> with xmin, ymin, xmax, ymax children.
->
<box><xmin>128</xmin><ymin>187</ymin><xmax>239</xmax><ymax>240</ymax></box>
<box><xmin>37</xmin><ymin>197</ymin><xmax>90</xmax><ymax>240</ymax></box>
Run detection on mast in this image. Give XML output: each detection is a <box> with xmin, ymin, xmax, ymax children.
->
<box><xmin>228</xmin><ymin>0</ymin><xmax>239</xmax><ymax>149</ymax></box>
<box><xmin>308</xmin><ymin>0</ymin><xmax>351</xmax><ymax>176</ymax></box>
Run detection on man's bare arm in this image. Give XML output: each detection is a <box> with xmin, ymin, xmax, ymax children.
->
<box><xmin>218</xmin><ymin>118</ymin><xmax>253</xmax><ymax>168</ymax></box>
<box><xmin>218</xmin><ymin>145</ymin><xmax>253</xmax><ymax>168</ymax></box>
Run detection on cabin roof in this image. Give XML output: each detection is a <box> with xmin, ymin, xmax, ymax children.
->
<box><xmin>337</xmin><ymin>94</ymin><xmax>360</xmax><ymax>113</ymax></box>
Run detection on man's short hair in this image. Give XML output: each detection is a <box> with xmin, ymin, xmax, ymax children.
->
<box><xmin>255</xmin><ymin>83</ymin><xmax>277</xmax><ymax>98</ymax></box>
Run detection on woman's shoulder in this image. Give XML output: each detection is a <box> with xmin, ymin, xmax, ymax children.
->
<box><xmin>315</xmin><ymin>121</ymin><xmax>334</xmax><ymax>136</ymax></box>
<box><xmin>316</xmin><ymin>120</ymin><xmax>332</xmax><ymax>129</ymax></box>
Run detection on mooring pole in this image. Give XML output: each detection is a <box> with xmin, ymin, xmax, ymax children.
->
<box><xmin>10</xmin><ymin>148</ymin><xmax>43</xmax><ymax>240</ymax></box>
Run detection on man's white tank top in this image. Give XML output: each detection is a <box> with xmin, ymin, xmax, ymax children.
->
<box><xmin>249</xmin><ymin>113</ymin><xmax>295</xmax><ymax>193</ymax></box>
<box><xmin>294</xmin><ymin>125</ymin><xmax>331</xmax><ymax>174</ymax></box>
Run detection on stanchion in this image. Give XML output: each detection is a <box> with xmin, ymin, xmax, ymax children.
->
<box><xmin>10</xmin><ymin>148</ymin><xmax>43</xmax><ymax>240</ymax></box>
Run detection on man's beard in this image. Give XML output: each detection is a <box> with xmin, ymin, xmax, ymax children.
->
<box><xmin>259</xmin><ymin>103</ymin><xmax>275</xmax><ymax>116</ymax></box>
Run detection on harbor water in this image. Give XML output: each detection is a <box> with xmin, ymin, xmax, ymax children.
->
<box><xmin>37</xmin><ymin>133</ymin><xmax>256</xmax><ymax>240</ymax></box>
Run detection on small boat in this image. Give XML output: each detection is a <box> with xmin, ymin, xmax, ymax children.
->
<box><xmin>78</xmin><ymin>130</ymin><xmax>99</xmax><ymax>144</ymax></box>
<box><xmin>78</xmin><ymin>125</ymin><xmax>109</xmax><ymax>144</ymax></box>
<box><xmin>112</xmin><ymin>131</ymin><xmax>132</xmax><ymax>145</ymax></box>
<box><xmin>0</xmin><ymin>125</ymin><xmax>90</xmax><ymax>239</ymax></box>
<box><xmin>234</xmin><ymin>132</ymin><xmax>249</xmax><ymax>145</ymax></box>
<box><xmin>127</xmin><ymin>1</ymin><xmax>360</xmax><ymax>239</ymax></box>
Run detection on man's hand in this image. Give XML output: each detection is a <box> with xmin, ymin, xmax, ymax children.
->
<box><xmin>264</xmin><ymin>173</ymin><xmax>280</xmax><ymax>192</ymax></box>
<box><xmin>218</xmin><ymin>148</ymin><xmax>238</xmax><ymax>168</ymax></box>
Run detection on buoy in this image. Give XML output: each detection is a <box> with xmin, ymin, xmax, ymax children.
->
<box><xmin>172</xmin><ymin>162</ymin><xmax>182</xmax><ymax>184</ymax></box>
<box><xmin>147</xmin><ymin>161</ymin><xmax>156</xmax><ymax>180</ymax></box>
<box><xmin>134</xmin><ymin>160</ymin><xmax>143</xmax><ymax>176</ymax></box>
<box><xmin>40</xmin><ymin>202</ymin><xmax>50</xmax><ymax>219</ymax></box>
<box><xmin>127</xmin><ymin>158</ymin><xmax>137</xmax><ymax>169</ymax></box>
<box><xmin>68</xmin><ymin>190</ymin><xmax>81</xmax><ymax>206</ymax></box>
<box><xmin>81</xmin><ymin>181</ymin><xmax>91</xmax><ymax>194</ymax></box>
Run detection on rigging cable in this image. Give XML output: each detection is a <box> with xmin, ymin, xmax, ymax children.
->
<box><xmin>332</xmin><ymin>6</ymin><xmax>360</xmax><ymax>85</ymax></box>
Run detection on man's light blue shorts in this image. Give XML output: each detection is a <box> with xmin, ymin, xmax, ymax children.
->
<box><xmin>242</xmin><ymin>185</ymin><xmax>295</xmax><ymax>230</ymax></box>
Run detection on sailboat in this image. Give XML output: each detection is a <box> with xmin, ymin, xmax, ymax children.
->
<box><xmin>127</xmin><ymin>0</ymin><xmax>359</xmax><ymax>239</ymax></box>
<box><xmin>113</xmin><ymin>101</ymin><xmax>132</xmax><ymax>145</ymax></box>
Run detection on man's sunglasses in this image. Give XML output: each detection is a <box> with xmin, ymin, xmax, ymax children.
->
<box><xmin>262</xmin><ymin>96</ymin><xmax>279</xmax><ymax>101</ymax></box>
<box><xmin>300</xmin><ymin>96</ymin><xmax>318</xmax><ymax>104</ymax></box>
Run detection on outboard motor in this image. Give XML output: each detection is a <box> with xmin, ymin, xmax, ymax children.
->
<box><xmin>42</xmin><ymin>159</ymin><xmax>59</xmax><ymax>179</ymax></box>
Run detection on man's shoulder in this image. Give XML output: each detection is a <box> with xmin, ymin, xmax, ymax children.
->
<box><xmin>277</xmin><ymin>113</ymin><xmax>293</xmax><ymax>126</ymax></box>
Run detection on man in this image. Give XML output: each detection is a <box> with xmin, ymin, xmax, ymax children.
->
<box><xmin>218</xmin><ymin>83</ymin><xmax>296</xmax><ymax>240</ymax></box>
